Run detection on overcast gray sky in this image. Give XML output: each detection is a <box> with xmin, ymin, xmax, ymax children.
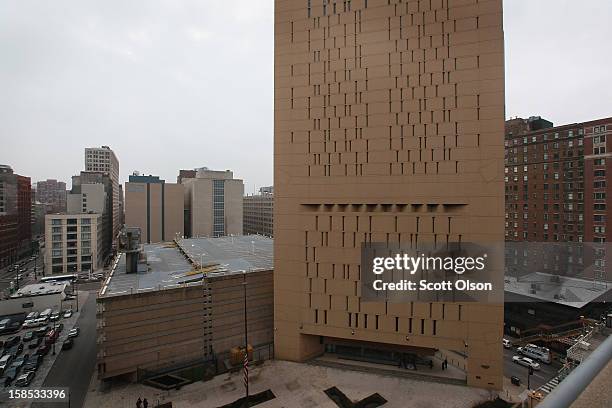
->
<box><xmin>1</xmin><ymin>1</ymin><xmax>610</xmax><ymax>190</ymax></box>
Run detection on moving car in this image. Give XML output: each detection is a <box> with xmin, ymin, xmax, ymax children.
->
<box><xmin>14</xmin><ymin>371</ymin><xmax>35</xmax><ymax>387</ymax></box>
<box><xmin>62</xmin><ymin>338</ymin><xmax>74</xmax><ymax>350</ymax></box>
<box><xmin>512</xmin><ymin>355</ymin><xmax>541</xmax><ymax>370</ymax></box>
<box><xmin>63</xmin><ymin>310</ymin><xmax>73</xmax><ymax>318</ymax></box>
<box><xmin>68</xmin><ymin>327</ymin><xmax>80</xmax><ymax>338</ymax></box>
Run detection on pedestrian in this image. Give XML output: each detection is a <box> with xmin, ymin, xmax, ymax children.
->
<box><xmin>444</xmin><ymin>358</ymin><xmax>448</xmax><ymax>370</ymax></box>
<box><xmin>136</xmin><ymin>397</ymin><xmax>142</xmax><ymax>408</ymax></box>
<box><xmin>143</xmin><ymin>398</ymin><xmax>149</xmax><ymax>408</ymax></box>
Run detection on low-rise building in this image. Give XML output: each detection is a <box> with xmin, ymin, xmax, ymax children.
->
<box><xmin>0</xmin><ymin>282</ymin><xmax>68</xmax><ymax>316</ymax></box>
<box><xmin>96</xmin><ymin>235</ymin><xmax>273</xmax><ymax>381</ymax></box>
<box><xmin>44</xmin><ymin>213</ymin><xmax>104</xmax><ymax>275</ymax></box>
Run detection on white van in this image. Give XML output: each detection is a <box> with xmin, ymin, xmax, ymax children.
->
<box><xmin>39</xmin><ymin>308</ymin><xmax>53</xmax><ymax>319</ymax></box>
<box><xmin>518</xmin><ymin>343</ymin><xmax>551</xmax><ymax>364</ymax></box>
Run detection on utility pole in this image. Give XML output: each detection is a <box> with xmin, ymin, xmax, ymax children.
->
<box><xmin>75</xmin><ymin>280</ymin><xmax>79</xmax><ymax>312</ymax></box>
<box><xmin>52</xmin><ymin>317</ymin><xmax>56</xmax><ymax>355</ymax></box>
<box><xmin>528</xmin><ymin>366</ymin><xmax>533</xmax><ymax>390</ymax></box>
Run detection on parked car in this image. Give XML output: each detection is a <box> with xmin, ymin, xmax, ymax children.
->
<box><xmin>502</xmin><ymin>339</ymin><xmax>512</xmax><ymax>349</ymax></box>
<box><xmin>49</xmin><ymin>311</ymin><xmax>61</xmax><ymax>322</ymax></box>
<box><xmin>3</xmin><ymin>367</ymin><xmax>20</xmax><ymax>386</ymax></box>
<box><xmin>7</xmin><ymin>343</ymin><xmax>24</xmax><ymax>357</ymax></box>
<box><xmin>25</xmin><ymin>312</ymin><xmax>39</xmax><ymax>320</ymax></box>
<box><xmin>35</xmin><ymin>344</ymin><xmax>50</xmax><ymax>357</ymax></box>
<box><xmin>11</xmin><ymin>353</ymin><xmax>29</xmax><ymax>369</ymax></box>
<box><xmin>68</xmin><ymin>327</ymin><xmax>80</xmax><ymax>338</ymax></box>
<box><xmin>28</xmin><ymin>337</ymin><xmax>42</xmax><ymax>349</ymax></box>
<box><xmin>22</xmin><ymin>354</ymin><xmax>43</xmax><ymax>373</ymax></box>
<box><xmin>23</xmin><ymin>331</ymin><xmax>35</xmax><ymax>342</ymax></box>
<box><xmin>14</xmin><ymin>371</ymin><xmax>35</xmax><ymax>387</ymax></box>
<box><xmin>34</xmin><ymin>326</ymin><xmax>50</xmax><ymax>337</ymax></box>
<box><xmin>0</xmin><ymin>354</ymin><xmax>14</xmax><ymax>373</ymax></box>
<box><xmin>512</xmin><ymin>355</ymin><xmax>541</xmax><ymax>370</ymax></box>
<box><xmin>45</xmin><ymin>330</ymin><xmax>59</xmax><ymax>345</ymax></box>
<box><xmin>63</xmin><ymin>310</ymin><xmax>73</xmax><ymax>319</ymax></box>
<box><xmin>62</xmin><ymin>338</ymin><xmax>74</xmax><ymax>350</ymax></box>
<box><xmin>3</xmin><ymin>336</ymin><xmax>20</xmax><ymax>349</ymax></box>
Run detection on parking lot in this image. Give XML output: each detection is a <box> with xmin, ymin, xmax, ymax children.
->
<box><xmin>0</xmin><ymin>291</ymin><xmax>88</xmax><ymax>407</ymax></box>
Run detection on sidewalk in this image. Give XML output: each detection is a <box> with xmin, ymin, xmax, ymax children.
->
<box><xmin>84</xmin><ymin>360</ymin><xmax>496</xmax><ymax>408</ymax></box>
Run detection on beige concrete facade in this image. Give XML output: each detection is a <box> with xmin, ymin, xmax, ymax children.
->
<box><xmin>274</xmin><ymin>0</ymin><xmax>505</xmax><ymax>389</ymax></box>
<box><xmin>67</xmin><ymin>183</ymin><xmax>106</xmax><ymax>214</ymax></box>
<box><xmin>44</xmin><ymin>213</ymin><xmax>103</xmax><ymax>274</ymax></box>
<box><xmin>96</xmin><ymin>269</ymin><xmax>273</xmax><ymax>380</ymax></box>
<box><xmin>182</xmin><ymin>169</ymin><xmax>244</xmax><ymax>237</ymax></box>
<box><xmin>124</xmin><ymin>181</ymin><xmax>184</xmax><ymax>244</ymax></box>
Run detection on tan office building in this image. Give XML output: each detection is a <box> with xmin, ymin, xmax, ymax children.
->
<box><xmin>181</xmin><ymin>168</ymin><xmax>243</xmax><ymax>237</ymax></box>
<box><xmin>85</xmin><ymin>146</ymin><xmax>120</xmax><ymax>243</ymax></box>
<box><xmin>124</xmin><ymin>175</ymin><xmax>184</xmax><ymax>244</ymax></box>
<box><xmin>274</xmin><ymin>0</ymin><xmax>505</xmax><ymax>389</ymax></box>
<box><xmin>45</xmin><ymin>213</ymin><xmax>104</xmax><ymax>274</ymax></box>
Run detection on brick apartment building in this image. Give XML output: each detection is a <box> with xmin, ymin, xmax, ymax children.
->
<box><xmin>35</xmin><ymin>179</ymin><xmax>67</xmax><ymax>214</ymax></box>
<box><xmin>0</xmin><ymin>165</ymin><xmax>32</xmax><ymax>267</ymax></box>
<box><xmin>504</xmin><ymin>116</ymin><xmax>612</xmax><ymax>244</ymax></box>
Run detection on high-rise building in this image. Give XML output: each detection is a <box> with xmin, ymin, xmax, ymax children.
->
<box><xmin>67</xmin><ymin>171</ymin><xmax>114</xmax><ymax>263</ymax></box>
<box><xmin>243</xmin><ymin>187</ymin><xmax>274</xmax><ymax>237</ymax></box>
<box><xmin>0</xmin><ymin>165</ymin><xmax>32</xmax><ymax>267</ymax></box>
<box><xmin>85</xmin><ymin>146</ymin><xmax>120</xmax><ymax>244</ymax></box>
<box><xmin>44</xmin><ymin>213</ymin><xmax>103</xmax><ymax>274</ymax></box>
<box><xmin>274</xmin><ymin>0</ymin><xmax>505</xmax><ymax>389</ymax></box>
<box><xmin>181</xmin><ymin>168</ymin><xmax>243</xmax><ymax>238</ymax></box>
<box><xmin>124</xmin><ymin>174</ymin><xmax>184</xmax><ymax>244</ymax></box>
<box><xmin>504</xmin><ymin>117</ymin><xmax>612</xmax><ymax>244</ymax></box>
<box><xmin>35</xmin><ymin>179</ymin><xmax>67</xmax><ymax>214</ymax></box>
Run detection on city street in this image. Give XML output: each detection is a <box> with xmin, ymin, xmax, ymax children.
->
<box><xmin>503</xmin><ymin>345</ymin><xmax>560</xmax><ymax>390</ymax></box>
<box><xmin>31</xmin><ymin>291</ymin><xmax>97</xmax><ymax>408</ymax></box>
<box><xmin>0</xmin><ymin>252</ymin><xmax>44</xmax><ymax>293</ymax></box>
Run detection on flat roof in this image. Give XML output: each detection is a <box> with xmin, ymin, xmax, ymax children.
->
<box><xmin>11</xmin><ymin>282</ymin><xmax>67</xmax><ymax>298</ymax></box>
<box><xmin>99</xmin><ymin>235</ymin><xmax>273</xmax><ymax>298</ymax></box>
<box><xmin>504</xmin><ymin>272</ymin><xmax>612</xmax><ymax>308</ymax></box>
